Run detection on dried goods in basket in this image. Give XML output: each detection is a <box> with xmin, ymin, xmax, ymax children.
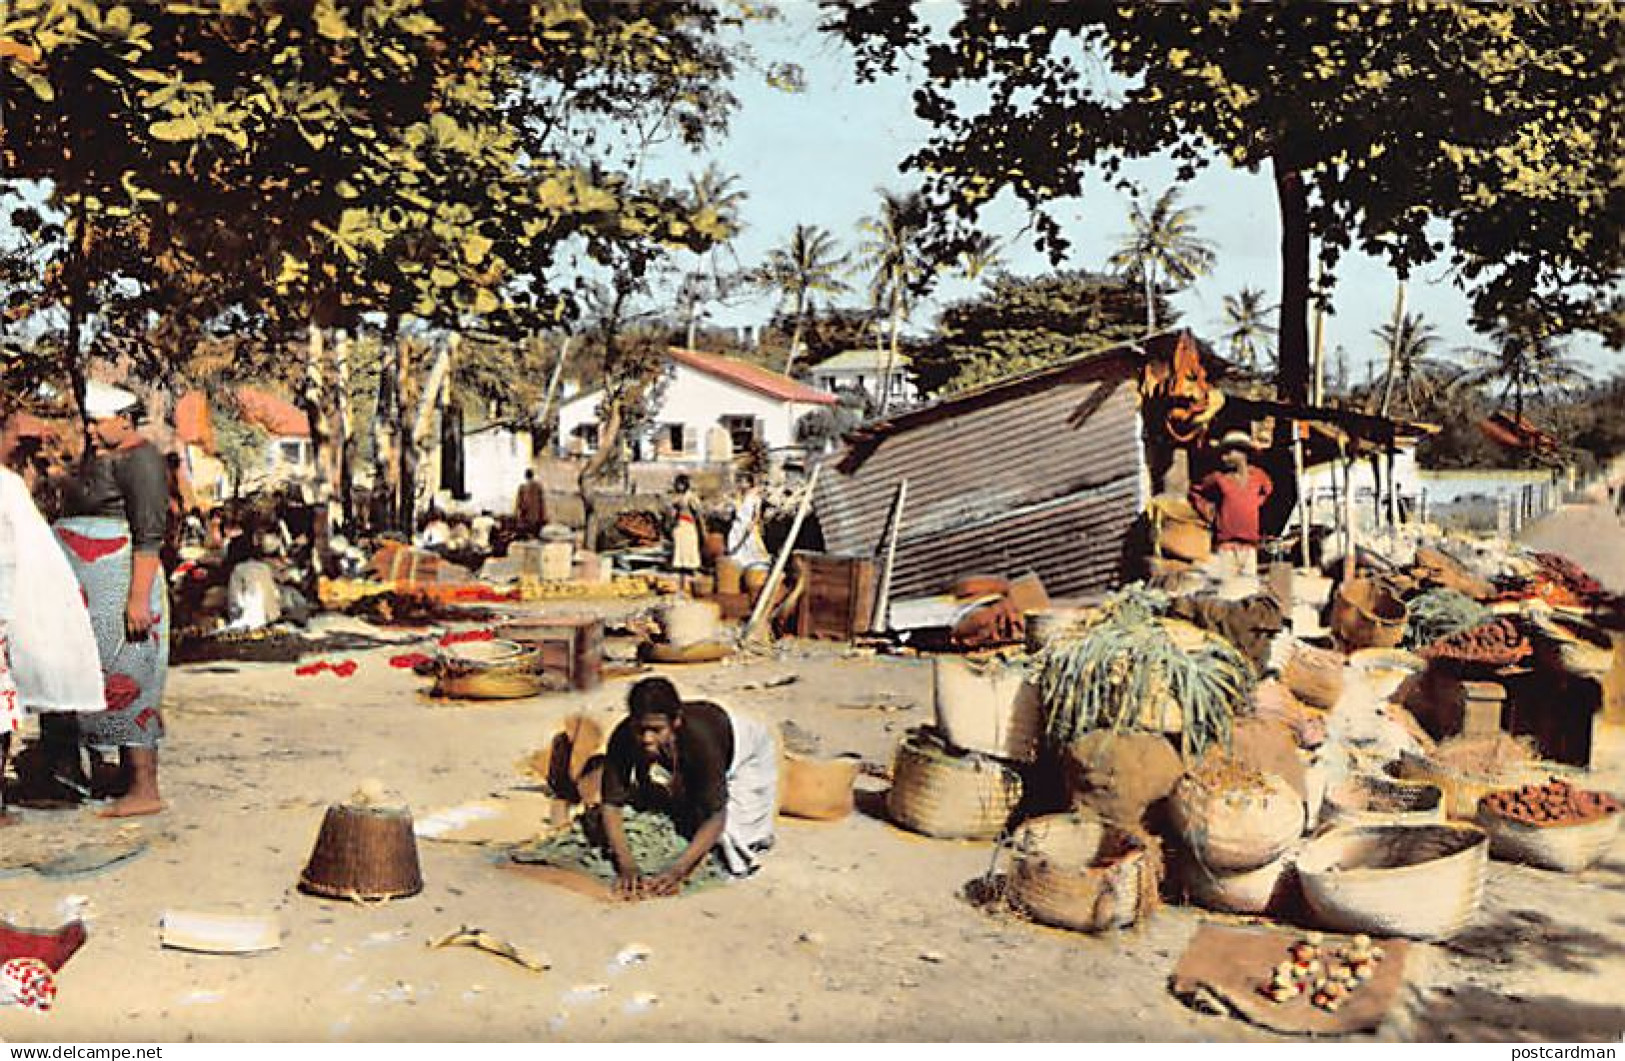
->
<box><xmin>886</xmin><ymin>729</ymin><xmax>1021</xmax><ymax>840</ymax></box>
<box><xmin>1322</xmin><ymin>775</ymin><xmax>1445</xmax><ymax>828</ymax></box>
<box><xmin>1419</xmin><ymin>617</ymin><xmax>1531</xmax><ymax>667</ymax></box>
<box><xmin>1475</xmin><ymin>779</ymin><xmax>1622</xmax><ymax>872</ymax></box>
<box><xmin>1331</xmin><ymin>578</ymin><xmax>1408</xmax><ymax>651</ymax></box>
<box><xmin>1169</xmin><ymin>760</ymin><xmax>1305</xmax><ymax>873</ymax></box>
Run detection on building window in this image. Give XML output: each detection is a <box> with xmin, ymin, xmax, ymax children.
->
<box><xmin>571</xmin><ymin>423</ymin><xmax>599</xmax><ymax>450</ymax></box>
<box><xmin>275</xmin><ymin>439</ymin><xmax>306</xmax><ymax>465</ymax></box>
<box><xmin>721</xmin><ymin>415</ymin><xmax>760</xmax><ymax>454</ymax></box>
<box><xmin>660</xmin><ymin>422</ymin><xmax>688</xmax><ymax>455</ymax></box>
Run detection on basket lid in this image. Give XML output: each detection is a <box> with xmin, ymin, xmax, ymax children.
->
<box><xmin>439</xmin><ymin>639</ymin><xmax>528</xmax><ymax>665</ymax></box>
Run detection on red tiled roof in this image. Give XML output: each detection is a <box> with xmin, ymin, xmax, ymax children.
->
<box><xmin>668</xmin><ymin>347</ymin><xmax>837</xmax><ymax>406</ymax></box>
<box><xmin>233</xmin><ymin>387</ymin><xmax>310</xmax><ymax>438</ymax></box>
<box><xmin>174</xmin><ymin>391</ymin><xmax>213</xmax><ymax>449</ymax></box>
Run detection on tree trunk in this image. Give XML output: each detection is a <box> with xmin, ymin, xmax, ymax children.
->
<box><xmin>783</xmin><ymin>291</ymin><xmax>807</xmax><ymax>378</ymax></box>
<box><xmin>1273</xmin><ymin>156</ymin><xmax>1312</xmax><ymax>408</ymax></box>
<box><xmin>879</xmin><ymin>287</ymin><xmax>902</xmax><ymax>414</ymax></box>
<box><xmin>1143</xmin><ymin>266</ymin><xmax>1157</xmax><ymax>333</ymax></box>
<box><xmin>402</xmin><ymin>336</ymin><xmax>455</xmax><ymax>527</ymax></box>
<box><xmin>334</xmin><ymin>331</ymin><xmax>356</xmax><ymax>531</ymax></box>
<box><xmin>535</xmin><ymin>334</ymin><xmax>573</xmax><ymax>450</ymax></box>
<box><xmin>372</xmin><ymin>315</ymin><xmax>401</xmax><ymax>534</ymax></box>
<box><xmin>63</xmin><ymin>193</ymin><xmax>90</xmax><ymax>442</ymax></box>
<box><xmin>1377</xmin><ymin>282</ymin><xmax>1407</xmax><ymax>418</ymax></box>
<box><xmin>577</xmin><ymin>396</ymin><xmax>626</xmax><ymax>552</ymax></box>
<box><xmin>394</xmin><ymin>334</ymin><xmax>417</xmax><ymax>533</ymax></box>
<box><xmin>300</xmin><ymin>321</ymin><xmax>335</xmax><ymax>562</ymax></box>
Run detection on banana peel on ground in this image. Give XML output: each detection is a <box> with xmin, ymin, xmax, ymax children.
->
<box><xmin>429</xmin><ymin>927</ymin><xmax>550</xmax><ymax>973</ymax></box>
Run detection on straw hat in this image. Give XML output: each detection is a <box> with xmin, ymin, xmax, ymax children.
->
<box><xmin>1216</xmin><ymin>429</ymin><xmax>1258</xmax><ymax>452</ymax></box>
<box><xmin>83</xmin><ymin>381</ymin><xmax>141</xmax><ymax>421</ymax></box>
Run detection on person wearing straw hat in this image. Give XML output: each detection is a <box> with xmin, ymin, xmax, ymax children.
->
<box><xmin>599</xmin><ymin>677</ymin><xmax>778</xmax><ymax>899</ymax></box>
<box><xmin>41</xmin><ymin>381</ymin><xmax>171</xmax><ymax>817</ymax></box>
<box><xmin>1189</xmin><ymin>428</ymin><xmax>1274</xmax><ymax>580</ymax></box>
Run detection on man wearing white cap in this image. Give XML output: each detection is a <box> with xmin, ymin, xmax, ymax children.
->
<box><xmin>41</xmin><ymin>381</ymin><xmax>170</xmax><ymax>816</ymax></box>
<box><xmin>1189</xmin><ymin>428</ymin><xmax>1274</xmax><ymax>580</ymax></box>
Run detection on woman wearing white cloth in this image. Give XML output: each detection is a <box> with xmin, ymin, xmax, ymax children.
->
<box><xmin>0</xmin><ymin>437</ymin><xmax>106</xmax><ymax>824</ymax></box>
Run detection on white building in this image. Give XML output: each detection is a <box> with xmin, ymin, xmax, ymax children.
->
<box><xmin>809</xmin><ymin>348</ymin><xmax>920</xmax><ymax>407</ymax></box>
<box><xmin>556</xmin><ymin>347</ymin><xmax>838</xmax><ymax>462</ymax></box>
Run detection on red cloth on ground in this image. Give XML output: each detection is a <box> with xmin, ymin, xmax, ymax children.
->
<box><xmin>0</xmin><ymin>920</ymin><xmax>85</xmax><ymax>973</ymax></box>
<box><xmin>1190</xmin><ymin>466</ymin><xmax>1273</xmax><ymax>546</ymax></box>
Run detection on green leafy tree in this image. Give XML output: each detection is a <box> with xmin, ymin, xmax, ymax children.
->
<box><xmin>858</xmin><ymin>188</ymin><xmax>929</xmax><ymax>413</ymax></box>
<box><xmin>1220</xmin><ymin>287</ymin><xmax>1278</xmax><ymax>376</ymax></box>
<box><xmin>824</xmin><ymin>2</ymin><xmax>1624</xmax><ymax>407</ymax></box>
<box><xmin>1106</xmin><ymin>186</ymin><xmax>1215</xmax><ymax>332</ymax></box>
<box><xmin>916</xmin><ymin>270</ymin><xmax>1162</xmax><ymax>396</ymax></box>
<box><xmin>758</xmin><ymin>222</ymin><xmax>850</xmax><ymax>378</ymax></box>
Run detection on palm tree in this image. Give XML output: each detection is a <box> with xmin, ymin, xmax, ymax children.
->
<box><xmin>858</xmin><ymin>188</ymin><xmax>929</xmax><ymax>413</ymax></box>
<box><xmin>1372</xmin><ymin>310</ymin><xmax>1453</xmax><ymax>417</ymax></box>
<box><xmin>759</xmin><ymin>223</ymin><xmax>849</xmax><ymax>377</ymax></box>
<box><xmin>679</xmin><ymin>164</ymin><xmax>747</xmax><ymax>349</ymax></box>
<box><xmin>1220</xmin><ymin>286</ymin><xmax>1278</xmax><ymax>374</ymax></box>
<box><xmin>959</xmin><ymin>231</ymin><xmax>1004</xmax><ymax>285</ymax></box>
<box><xmin>1107</xmin><ymin>185</ymin><xmax>1216</xmax><ymax>332</ymax></box>
<box><xmin>1456</xmin><ymin>316</ymin><xmax>1587</xmax><ymax>422</ymax></box>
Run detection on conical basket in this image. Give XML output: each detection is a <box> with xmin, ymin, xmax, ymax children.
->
<box><xmin>299</xmin><ymin>803</ymin><xmax>424</xmax><ymax>902</ymax></box>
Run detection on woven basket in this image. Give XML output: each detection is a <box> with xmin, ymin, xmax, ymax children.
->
<box><xmin>886</xmin><ymin>732</ymin><xmax>1022</xmax><ymax>840</ymax></box>
<box><xmin>1183</xmin><ymin>848</ymin><xmax>1299</xmax><ymax>916</ymax></box>
<box><xmin>433</xmin><ymin>639</ymin><xmax>542</xmax><ymax>700</ymax></box>
<box><xmin>1393</xmin><ymin>750</ymin><xmax>1568</xmax><ymax>821</ymax></box>
<box><xmin>1332</xmin><ymin>578</ymin><xmax>1409</xmax><ymax>650</ymax></box>
<box><xmin>1474</xmin><ymin>803</ymin><xmax>1621</xmax><ymax>873</ymax></box>
<box><xmin>779</xmin><ymin>753</ymin><xmax>861</xmax><ymax>822</ymax></box>
<box><xmin>1324</xmin><ymin>775</ymin><xmax>1446</xmax><ymax>828</ymax></box>
<box><xmin>1170</xmin><ymin>771</ymin><xmax>1306</xmax><ymax>873</ymax></box>
<box><xmin>933</xmin><ymin>656</ymin><xmax>1043</xmax><ymax>763</ymax></box>
<box><xmin>299</xmin><ymin>803</ymin><xmax>424</xmax><ymax>902</ymax></box>
<box><xmin>1008</xmin><ymin>813</ymin><xmax>1158</xmax><ymax>933</ymax></box>
<box><xmin>1282</xmin><ymin>641</ymin><xmax>1347</xmax><ymax>710</ymax></box>
<box><xmin>1296</xmin><ymin>823</ymin><xmax>1488</xmax><ymax>940</ymax></box>
<box><xmin>1151</xmin><ymin>497</ymin><xmax>1212</xmax><ymax>563</ymax></box>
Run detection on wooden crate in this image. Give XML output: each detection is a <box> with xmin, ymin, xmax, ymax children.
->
<box><xmin>502</xmin><ymin>616</ymin><xmax>603</xmax><ymax>692</ymax></box>
<box><xmin>794</xmin><ymin>552</ymin><xmax>876</xmax><ymax>642</ymax></box>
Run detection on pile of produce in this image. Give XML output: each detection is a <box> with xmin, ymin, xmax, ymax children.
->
<box><xmin>1037</xmin><ymin>585</ymin><xmax>1254</xmax><ymax>759</ymax></box>
<box><xmin>1480</xmin><ymin>778</ymin><xmax>1620</xmax><ymax>827</ymax></box>
<box><xmin>613</xmin><ymin>511</ymin><xmax>664</xmax><ymax>547</ymax></box>
<box><xmin>510</xmin><ymin>808</ymin><xmax>724</xmax><ymax>894</ymax></box>
<box><xmin>1260</xmin><ymin>933</ymin><xmax>1386</xmax><ymax>1013</ymax></box>
<box><xmin>1531</xmin><ymin>552</ymin><xmax>1603</xmax><ymax>599</ymax></box>
<box><xmin>1403</xmin><ymin>589</ymin><xmax>1490</xmax><ymax>651</ymax></box>
<box><xmin>1418</xmin><ymin>617</ymin><xmax>1531</xmax><ymax>666</ymax></box>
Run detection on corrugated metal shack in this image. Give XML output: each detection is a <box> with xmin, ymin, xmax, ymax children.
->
<box><xmin>815</xmin><ymin>332</ymin><xmax>1204</xmax><ymax>601</ymax></box>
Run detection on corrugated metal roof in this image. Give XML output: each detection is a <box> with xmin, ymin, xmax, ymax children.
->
<box><xmin>817</xmin><ymin>357</ymin><xmax>1146</xmax><ymax>600</ymax></box>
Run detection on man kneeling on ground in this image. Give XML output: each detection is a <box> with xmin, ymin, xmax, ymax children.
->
<box><xmin>601</xmin><ymin>677</ymin><xmax>777</xmax><ymax>899</ymax></box>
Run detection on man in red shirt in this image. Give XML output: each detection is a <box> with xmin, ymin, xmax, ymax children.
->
<box><xmin>1189</xmin><ymin>429</ymin><xmax>1273</xmax><ymax>579</ymax></box>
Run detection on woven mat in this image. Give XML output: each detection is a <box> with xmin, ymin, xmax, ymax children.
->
<box><xmin>1171</xmin><ymin>923</ymin><xmax>1411</xmax><ymax>1036</ymax></box>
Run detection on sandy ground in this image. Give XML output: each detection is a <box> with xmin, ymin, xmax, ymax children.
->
<box><xmin>0</xmin><ymin>489</ymin><xmax>1621</xmax><ymax>1043</ymax></box>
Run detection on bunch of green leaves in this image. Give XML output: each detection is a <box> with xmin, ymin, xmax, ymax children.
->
<box><xmin>1403</xmin><ymin>588</ymin><xmax>1490</xmax><ymax>650</ymax></box>
<box><xmin>1036</xmin><ymin>585</ymin><xmax>1251</xmax><ymax>760</ymax></box>
<box><xmin>510</xmin><ymin>807</ymin><xmax>725</xmax><ymax>894</ymax></box>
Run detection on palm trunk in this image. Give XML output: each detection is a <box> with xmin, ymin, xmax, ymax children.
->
<box><xmin>405</xmin><ymin>335</ymin><xmax>455</xmax><ymax>526</ymax></box>
<box><xmin>1143</xmin><ymin>266</ymin><xmax>1157</xmax><ymax>333</ymax></box>
<box><xmin>372</xmin><ymin>314</ymin><xmax>401</xmax><ymax>533</ymax></box>
<box><xmin>879</xmin><ymin>287</ymin><xmax>902</xmax><ymax>414</ymax></box>
<box><xmin>783</xmin><ymin>292</ymin><xmax>808</xmax><ymax>377</ymax></box>
<box><xmin>1273</xmin><ymin>155</ymin><xmax>1312</xmax><ymax>408</ymax></box>
<box><xmin>300</xmin><ymin>321</ymin><xmax>335</xmax><ymax>561</ymax></box>
<box><xmin>1377</xmin><ymin>282</ymin><xmax>1406</xmax><ymax>418</ymax></box>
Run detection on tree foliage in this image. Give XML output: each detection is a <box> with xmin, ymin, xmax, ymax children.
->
<box><xmin>824</xmin><ymin>2</ymin><xmax>1624</xmax><ymax>405</ymax></box>
<box><xmin>915</xmin><ymin>270</ymin><xmax>1164</xmax><ymax>397</ymax></box>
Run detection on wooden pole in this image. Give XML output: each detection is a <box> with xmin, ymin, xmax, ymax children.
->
<box><xmin>1342</xmin><ymin>443</ymin><xmax>1358</xmax><ymax>584</ymax></box>
<box><xmin>740</xmin><ymin>463</ymin><xmax>822</xmax><ymax>645</ymax></box>
<box><xmin>871</xmin><ymin>479</ymin><xmax>909</xmax><ymax>633</ymax></box>
<box><xmin>1292</xmin><ymin>422</ymin><xmax>1311</xmax><ymax>567</ymax></box>
<box><xmin>1386</xmin><ymin>446</ymin><xmax>1400</xmax><ymax>529</ymax></box>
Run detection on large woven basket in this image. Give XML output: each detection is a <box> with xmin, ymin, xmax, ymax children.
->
<box><xmin>933</xmin><ymin>656</ymin><xmax>1042</xmax><ymax>763</ymax></box>
<box><xmin>1296</xmin><ymin>823</ymin><xmax>1487</xmax><ymax>940</ymax></box>
<box><xmin>779</xmin><ymin>752</ymin><xmax>861</xmax><ymax>822</ymax></box>
<box><xmin>299</xmin><ymin>803</ymin><xmax>424</xmax><ymax>902</ymax></box>
<box><xmin>1474</xmin><ymin>802</ymin><xmax>1621</xmax><ymax>873</ymax></box>
<box><xmin>1169</xmin><ymin>770</ymin><xmax>1306</xmax><ymax>873</ymax></box>
<box><xmin>1323</xmin><ymin>775</ymin><xmax>1446</xmax><ymax>828</ymax></box>
<box><xmin>1282</xmin><ymin>641</ymin><xmax>1347</xmax><ymax>710</ymax></box>
<box><xmin>1332</xmin><ymin>578</ymin><xmax>1409</xmax><ymax>650</ymax></box>
<box><xmin>1008</xmin><ymin>813</ymin><xmax>1158</xmax><ymax>933</ymax></box>
<box><xmin>887</xmin><ymin>732</ymin><xmax>1022</xmax><ymax>840</ymax></box>
<box><xmin>1151</xmin><ymin>497</ymin><xmax>1213</xmax><ymax>563</ymax></box>
<box><xmin>433</xmin><ymin>639</ymin><xmax>542</xmax><ymax>700</ymax></box>
<box><xmin>1182</xmin><ymin>848</ymin><xmax>1298</xmax><ymax>916</ymax></box>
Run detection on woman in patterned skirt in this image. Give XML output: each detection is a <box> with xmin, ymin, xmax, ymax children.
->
<box><xmin>49</xmin><ymin>382</ymin><xmax>171</xmax><ymax>817</ymax></box>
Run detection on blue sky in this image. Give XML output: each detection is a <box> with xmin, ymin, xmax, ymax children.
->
<box><xmin>648</xmin><ymin>3</ymin><xmax>1616</xmax><ymax>382</ymax></box>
